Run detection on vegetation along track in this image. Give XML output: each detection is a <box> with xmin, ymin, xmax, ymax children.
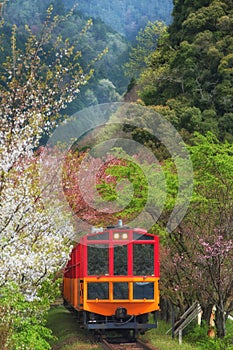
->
<box><xmin>101</xmin><ymin>337</ymin><xmax>158</xmax><ymax>350</ymax></box>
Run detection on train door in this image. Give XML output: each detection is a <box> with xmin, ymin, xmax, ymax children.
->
<box><xmin>78</xmin><ymin>279</ymin><xmax>84</xmax><ymax>310</ymax></box>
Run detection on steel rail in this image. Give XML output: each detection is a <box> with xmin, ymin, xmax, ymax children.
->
<box><xmin>101</xmin><ymin>337</ymin><xmax>159</xmax><ymax>350</ymax></box>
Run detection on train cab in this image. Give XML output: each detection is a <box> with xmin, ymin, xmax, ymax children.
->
<box><xmin>63</xmin><ymin>223</ymin><xmax>160</xmax><ymax>333</ymax></box>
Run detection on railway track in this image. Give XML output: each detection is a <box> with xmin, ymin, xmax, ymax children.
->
<box><xmin>101</xmin><ymin>337</ymin><xmax>158</xmax><ymax>350</ymax></box>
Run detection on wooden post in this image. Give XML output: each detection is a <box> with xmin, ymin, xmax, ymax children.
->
<box><xmin>0</xmin><ymin>2</ymin><xmax>3</xmax><ymax>18</ymax></box>
<box><xmin>172</xmin><ymin>304</ymin><xmax>175</xmax><ymax>339</ymax></box>
<box><xmin>179</xmin><ymin>329</ymin><xmax>182</xmax><ymax>344</ymax></box>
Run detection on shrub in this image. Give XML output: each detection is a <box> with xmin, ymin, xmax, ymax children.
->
<box><xmin>0</xmin><ymin>282</ymin><xmax>59</xmax><ymax>350</ymax></box>
<box><xmin>184</xmin><ymin>321</ymin><xmax>233</xmax><ymax>350</ymax></box>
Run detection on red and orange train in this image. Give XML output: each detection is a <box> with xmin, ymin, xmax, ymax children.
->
<box><xmin>63</xmin><ymin>221</ymin><xmax>160</xmax><ymax>336</ymax></box>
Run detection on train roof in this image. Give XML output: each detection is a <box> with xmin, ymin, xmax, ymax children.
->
<box><xmin>80</xmin><ymin>225</ymin><xmax>156</xmax><ymax>243</ymax></box>
<box><xmin>91</xmin><ymin>220</ymin><xmax>148</xmax><ymax>234</ymax></box>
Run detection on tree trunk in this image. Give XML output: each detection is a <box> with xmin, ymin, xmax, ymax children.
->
<box><xmin>215</xmin><ymin>307</ymin><xmax>226</xmax><ymax>338</ymax></box>
<box><xmin>202</xmin><ymin>303</ymin><xmax>214</xmax><ymax>325</ymax></box>
<box><xmin>159</xmin><ymin>297</ymin><xmax>173</xmax><ymax>322</ymax></box>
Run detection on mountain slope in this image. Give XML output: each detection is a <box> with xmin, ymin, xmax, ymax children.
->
<box><xmin>63</xmin><ymin>0</ymin><xmax>173</xmax><ymax>39</ymax></box>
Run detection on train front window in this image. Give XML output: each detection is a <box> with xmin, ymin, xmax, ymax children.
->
<box><xmin>114</xmin><ymin>245</ymin><xmax>128</xmax><ymax>275</ymax></box>
<box><xmin>87</xmin><ymin>282</ymin><xmax>109</xmax><ymax>300</ymax></box>
<box><xmin>113</xmin><ymin>282</ymin><xmax>129</xmax><ymax>300</ymax></box>
<box><xmin>133</xmin><ymin>244</ymin><xmax>154</xmax><ymax>275</ymax></box>
<box><xmin>88</xmin><ymin>245</ymin><xmax>109</xmax><ymax>275</ymax></box>
<box><xmin>133</xmin><ymin>282</ymin><xmax>154</xmax><ymax>300</ymax></box>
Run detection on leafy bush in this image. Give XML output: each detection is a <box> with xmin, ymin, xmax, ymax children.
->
<box><xmin>184</xmin><ymin>321</ymin><xmax>233</xmax><ymax>350</ymax></box>
<box><xmin>0</xmin><ymin>282</ymin><xmax>60</xmax><ymax>350</ymax></box>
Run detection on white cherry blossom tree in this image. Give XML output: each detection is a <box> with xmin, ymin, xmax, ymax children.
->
<box><xmin>0</xmin><ymin>6</ymin><xmax>102</xmax><ymax>348</ymax></box>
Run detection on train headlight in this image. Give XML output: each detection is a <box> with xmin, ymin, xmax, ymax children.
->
<box><xmin>113</xmin><ymin>232</ymin><xmax>128</xmax><ymax>239</ymax></box>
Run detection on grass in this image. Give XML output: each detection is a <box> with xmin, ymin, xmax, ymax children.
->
<box><xmin>47</xmin><ymin>305</ymin><xmax>199</xmax><ymax>350</ymax></box>
<box><xmin>141</xmin><ymin>320</ymin><xmax>202</xmax><ymax>350</ymax></box>
<box><xmin>47</xmin><ymin>306</ymin><xmax>233</xmax><ymax>350</ymax></box>
<box><xmin>142</xmin><ymin>319</ymin><xmax>233</xmax><ymax>350</ymax></box>
<box><xmin>46</xmin><ymin>305</ymin><xmax>102</xmax><ymax>350</ymax></box>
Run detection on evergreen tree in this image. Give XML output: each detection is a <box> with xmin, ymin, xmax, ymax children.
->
<box><xmin>133</xmin><ymin>0</ymin><xmax>233</xmax><ymax>140</ymax></box>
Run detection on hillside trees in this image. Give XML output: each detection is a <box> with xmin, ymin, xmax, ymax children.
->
<box><xmin>62</xmin><ymin>147</ymin><xmax>166</xmax><ymax>228</ymax></box>
<box><xmin>1</xmin><ymin>0</ymin><xmax>130</xmax><ymax>111</ymax></box>
<box><xmin>123</xmin><ymin>0</ymin><xmax>233</xmax><ymax>339</ymax></box>
<box><xmin>125</xmin><ymin>21</ymin><xmax>167</xmax><ymax>77</ymax></box>
<box><xmin>62</xmin><ymin>0</ymin><xmax>173</xmax><ymax>39</ymax></box>
<box><xmin>0</xmin><ymin>6</ymin><xmax>98</xmax><ymax>349</ymax></box>
<box><xmin>161</xmin><ymin>133</ymin><xmax>233</xmax><ymax>338</ymax></box>
<box><xmin>130</xmin><ymin>0</ymin><xmax>233</xmax><ymax>140</ymax></box>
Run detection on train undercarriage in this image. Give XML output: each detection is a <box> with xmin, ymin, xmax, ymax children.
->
<box><xmin>66</xmin><ymin>303</ymin><xmax>158</xmax><ymax>336</ymax></box>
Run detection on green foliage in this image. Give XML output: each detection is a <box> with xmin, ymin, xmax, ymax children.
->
<box><xmin>1</xmin><ymin>0</ymin><xmax>130</xmax><ymax>112</ymax></box>
<box><xmin>160</xmin><ymin>132</ymin><xmax>233</xmax><ymax>338</ymax></box>
<box><xmin>63</xmin><ymin>0</ymin><xmax>173</xmax><ymax>40</ymax></box>
<box><xmin>125</xmin><ymin>21</ymin><xmax>167</xmax><ymax>77</ymax></box>
<box><xmin>97</xmin><ymin>157</ymin><xmax>148</xmax><ymax>219</ymax></box>
<box><xmin>184</xmin><ymin>321</ymin><xmax>233</xmax><ymax>350</ymax></box>
<box><xmin>0</xmin><ymin>283</ymin><xmax>59</xmax><ymax>350</ymax></box>
<box><xmin>129</xmin><ymin>0</ymin><xmax>233</xmax><ymax>140</ymax></box>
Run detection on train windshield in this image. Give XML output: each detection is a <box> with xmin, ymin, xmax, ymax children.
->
<box><xmin>133</xmin><ymin>244</ymin><xmax>154</xmax><ymax>275</ymax></box>
<box><xmin>87</xmin><ymin>244</ymin><xmax>109</xmax><ymax>275</ymax></box>
<box><xmin>114</xmin><ymin>244</ymin><xmax>128</xmax><ymax>275</ymax></box>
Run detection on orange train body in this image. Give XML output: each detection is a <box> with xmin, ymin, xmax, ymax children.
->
<box><xmin>63</xmin><ymin>224</ymin><xmax>160</xmax><ymax>333</ymax></box>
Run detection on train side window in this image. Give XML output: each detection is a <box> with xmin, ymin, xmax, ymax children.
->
<box><xmin>88</xmin><ymin>245</ymin><xmax>109</xmax><ymax>275</ymax></box>
<box><xmin>114</xmin><ymin>245</ymin><xmax>128</xmax><ymax>275</ymax></box>
<box><xmin>133</xmin><ymin>244</ymin><xmax>154</xmax><ymax>275</ymax></box>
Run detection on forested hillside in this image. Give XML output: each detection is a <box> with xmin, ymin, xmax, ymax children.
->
<box><xmin>1</xmin><ymin>0</ymin><xmax>175</xmax><ymax>111</ymax></box>
<box><xmin>63</xmin><ymin>0</ymin><xmax>173</xmax><ymax>39</ymax></box>
<box><xmin>1</xmin><ymin>0</ymin><xmax>131</xmax><ymax>111</ymax></box>
<box><xmin>128</xmin><ymin>0</ymin><xmax>233</xmax><ymax>141</ymax></box>
<box><xmin>1</xmin><ymin>0</ymin><xmax>174</xmax><ymax>111</ymax></box>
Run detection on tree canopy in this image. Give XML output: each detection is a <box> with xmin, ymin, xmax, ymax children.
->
<box><xmin>63</xmin><ymin>0</ymin><xmax>173</xmax><ymax>39</ymax></box>
<box><xmin>128</xmin><ymin>0</ymin><xmax>233</xmax><ymax>141</ymax></box>
<box><xmin>161</xmin><ymin>133</ymin><xmax>233</xmax><ymax>338</ymax></box>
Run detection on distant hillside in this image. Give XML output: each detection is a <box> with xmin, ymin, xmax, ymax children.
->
<box><xmin>63</xmin><ymin>0</ymin><xmax>173</xmax><ymax>39</ymax></box>
<box><xmin>1</xmin><ymin>0</ymin><xmax>174</xmax><ymax>110</ymax></box>
<box><xmin>1</xmin><ymin>0</ymin><xmax>132</xmax><ymax>114</ymax></box>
